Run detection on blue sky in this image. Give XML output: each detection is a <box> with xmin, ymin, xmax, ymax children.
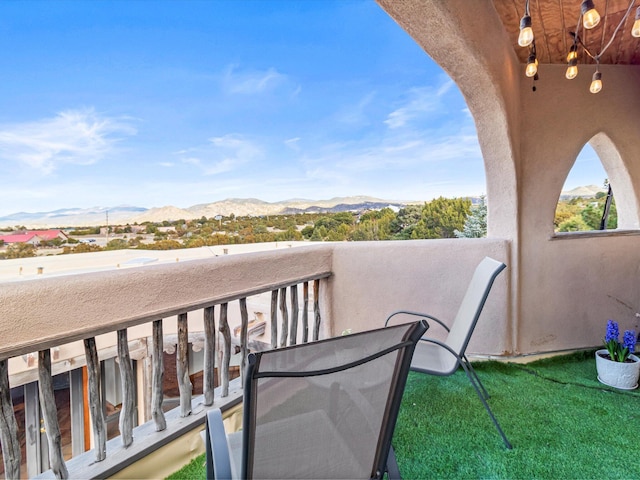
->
<box><xmin>0</xmin><ymin>0</ymin><xmax>605</xmax><ymax>216</ymax></box>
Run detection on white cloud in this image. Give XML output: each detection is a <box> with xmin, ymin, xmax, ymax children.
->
<box><xmin>384</xmin><ymin>87</ymin><xmax>442</xmax><ymax>129</ymax></box>
<box><xmin>177</xmin><ymin>134</ymin><xmax>263</xmax><ymax>176</ymax></box>
<box><xmin>0</xmin><ymin>109</ymin><xmax>136</xmax><ymax>174</ymax></box>
<box><xmin>335</xmin><ymin>91</ymin><xmax>376</xmax><ymax>127</ymax></box>
<box><xmin>284</xmin><ymin>137</ymin><xmax>301</xmax><ymax>151</ymax></box>
<box><xmin>384</xmin><ymin>80</ymin><xmax>458</xmax><ymax>130</ymax></box>
<box><xmin>223</xmin><ymin>65</ymin><xmax>287</xmax><ymax>95</ymax></box>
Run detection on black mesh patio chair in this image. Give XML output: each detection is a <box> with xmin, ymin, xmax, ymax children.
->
<box><xmin>205</xmin><ymin>320</ymin><xmax>428</xmax><ymax>479</ymax></box>
<box><xmin>385</xmin><ymin>256</ymin><xmax>511</xmax><ymax>449</ymax></box>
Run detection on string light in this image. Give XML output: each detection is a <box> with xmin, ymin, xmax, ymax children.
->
<box><xmin>526</xmin><ymin>54</ymin><xmax>538</xmax><ymax>77</ymax></box>
<box><xmin>632</xmin><ymin>6</ymin><xmax>640</xmax><ymax>37</ymax></box>
<box><xmin>581</xmin><ymin>0</ymin><xmax>601</xmax><ymax>29</ymax></box>
<box><xmin>518</xmin><ymin>0</ymin><xmax>638</xmax><ymax>94</ymax></box>
<box><xmin>518</xmin><ymin>0</ymin><xmax>534</xmax><ymax>47</ymax></box>
<box><xmin>590</xmin><ymin>69</ymin><xmax>602</xmax><ymax>94</ymax></box>
<box><xmin>566</xmin><ymin>58</ymin><xmax>578</xmax><ymax>79</ymax></box>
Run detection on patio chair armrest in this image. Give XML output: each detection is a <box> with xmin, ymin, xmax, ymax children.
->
<box><xmin>206</xmin><ymin>408</ymin><xmax>234</xmax><ymax>480</ymax></box>
<box><xmin>417</xmin><ymin>337</ymin><xmax>463</xmax><ymax>364</ymax></box>
<box><xmin>385</xmin><ymin>310</ymin><xmax>450</xmax><ymax>332</ymax></box>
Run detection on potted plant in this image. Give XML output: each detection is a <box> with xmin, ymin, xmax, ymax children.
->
<box><xmin>595</xmin><ymin>320</ymin><xmax>639</xmax><ymax>390</ymax></box>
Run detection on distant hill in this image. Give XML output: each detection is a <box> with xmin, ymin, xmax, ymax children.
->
<box><xmin>0</xmin><ymin>187</ymin><xmax>605</xmax><ymax>228</ymax></box>
<box><xmin>0</xmin><ymin>196</ymin><xmax>413</xmax><ymax>228</ymax></box>
<box><xmin>0</xmin><ymin>205</ymin><xmax>147</xmax><ymax>228</ymax></box>
<box><xmin>560</xmin><ymin>185</ymin><xmax>606</xmax><ymax>200</ymax></box>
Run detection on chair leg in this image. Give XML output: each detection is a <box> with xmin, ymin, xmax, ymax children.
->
<box><xmin>386</xmin><ymin>445</ymin><xmax>401</xmax><ymax>479</ymax></box>
<box><xmin>459</xmin><ymin>362</ymin><xmax>512</xmax><ymax>449</ymax></box>
<box><xmin>462</xmin><ymin>355</ymin><xmax>490</xmax><ymax>400</ymax></box>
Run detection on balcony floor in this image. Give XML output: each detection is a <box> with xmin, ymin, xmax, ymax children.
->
<box><xmin>394</xmin><ymin>350</ymin><xmax>640</xmax><ymax>479</ymax></box>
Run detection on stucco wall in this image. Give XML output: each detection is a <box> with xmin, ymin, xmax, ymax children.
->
<box><xmin>326</xmin><ymin>239</ymin><xmax>512</xmax><ymax>356</ymax></box>
<box><xmin>0</xmin><ymin>244</ymin><xmax>333</xmax><ymax>359</ymax></box>
<box><xmin>516</xmin><ymin>65</ymin><xmax>640</xmax><ymax>353</ymax></box>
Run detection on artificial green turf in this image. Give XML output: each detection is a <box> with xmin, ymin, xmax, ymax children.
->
<box><xmin>165</xmin><ymin>453</ymin><xmax>206</xmax><ymax>480</ymax></box>
<box><xmin>394</xmin><ymin>350</ymin><xmax>640</xmax><ymax>479</ymax></box>
<box><xmin>168</xmin><ymin>351</ymin><xmax>640</xmax><ymax>479</ymax></box>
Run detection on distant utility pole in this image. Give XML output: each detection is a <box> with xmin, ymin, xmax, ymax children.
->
<box><xmin>106</xmin><ymin>210</ymin><xmax>109</xmax><ymax>242</ymax></box>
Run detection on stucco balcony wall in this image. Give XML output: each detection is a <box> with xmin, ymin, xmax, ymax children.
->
<box><xmin>326</xmin><ymin>239</ymin><xmax>512</xmax><ymax>356</ymax></box>
<box><xmin>0</xmin><ymin>244</ymin><xmax>334</xmax><ymax>361</ymax></box>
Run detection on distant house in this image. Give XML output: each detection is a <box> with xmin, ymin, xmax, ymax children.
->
<box><xmin>0</xmin><ymin>233</ymin><xmax>43</xmax><ymax>245</ymax></box>
<box><xmin>0</xmin><ymin>229</ymin><xmax>68</xmax><ymax>246</ymax></box>
<box><xmin>29</xmin><ymin>230</ymin><xmax>69</xmax><ymax>241</ymax></box>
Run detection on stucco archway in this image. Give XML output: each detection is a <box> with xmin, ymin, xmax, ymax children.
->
<box><xmin>589</xmin><ymin>133</ymin><xmax>640</xmax><ymax>230</ymax></box>
<box><xmin>377</xmin><ymin>0</ymin><xmax>521</xmax><ymax>240</ymax></box>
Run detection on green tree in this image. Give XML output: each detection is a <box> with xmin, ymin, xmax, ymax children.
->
<box><xmin>558</xmin><ymin>215</ymin><xmax>589</xmax><ymax>232</ymax></box>
<box><xmin>412</xmin><ymin>197</ymin><xmax>472</xmax><ymax>239</ymax></box>
<box><xmin>3</xmin><ymin>242</ymin><xmax>37</xmax><ymax>259</ymax></box>
<box><xmin>390</xmin><ymin>205</ymin><xmax>422</xmax><ymax>239</ymax></box>
<box><xmin>455</xmin><ymin>195</ymin><xmax>487</xmax><ymax>238</ymax></box>
<box><xmin>351</xmin><ymin>208</ymin><xmax>395</xmax><ymax>241</ymax></box>
<box><xmin>105</xmin><ymin>239</ymin><xmax>129</xmax><ymax>250</ymax></box>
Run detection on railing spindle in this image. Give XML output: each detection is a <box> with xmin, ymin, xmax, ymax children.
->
<box><xmin>279</xmin><ymin>287</ymin><xmax>288</xmax><ymax>347</ymax></box>
<box><xmin>302</xmin><ymin>282</ymin><xmax>309</xmax><ymax>343</ymax></box>
<box><xmin>289</xmin><ymin>285</ymin><xmax>299</xmax><ymax>345</ymax></box>
<box><xmin>270</xmin><ymin>290</ymin><xmax>278</xmax><ymax>349</ymax></box>
<box><xmin>117</xmin><ymin>329</ymin><xmax>136</xmax><ymax>447</ymax></box>
<box><xmin>219</xmin><ymin>303</ymin><xmax>231</xmax><ymax>397</ymax></box>
<box><xmin>38</xmin><ymin>349</ymin><xmax>69</xmax><ymax>479</ymax></box>
<box><xmin>0</xmin><ymin>359</ymin><xmax>21</xmax><ymax>480</ymax></box>
<box><xmin>151</xmin><ymin>321</ymin><xmax>166</xmax><ymax>431</ymax></box>
<box><xmin>83</xmin><ymin>338</ymin><xmax>106</xmax><ymax>461</ymax></box>
<box><xmin>176</xmin><ymin>313</ymin><xmax>192</xmax><ymax>417</ymax></box>
<box><xmin>203</xmin><ymin>306</ymin><xmax>216</xmax><ymax>406</ymax></box>
<box><xmin>313</xmin><ymin>279</ymin><xmax>321</xmax><ymax>341</ymax></box>
<box><xmin>239</xmin><ymin>298</ymin><xmax>249</xmax><ymax>382</ymax></box>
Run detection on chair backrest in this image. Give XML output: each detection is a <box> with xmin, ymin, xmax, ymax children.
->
<box><xmin>241</xmin><ymin>320</ymin><xmax>427</xmax><ymax>479</ymax></box>
<box><xmin>445</xmin><ymin>257</ymin><xmax>506</xmax><ymax>357</ymax></box>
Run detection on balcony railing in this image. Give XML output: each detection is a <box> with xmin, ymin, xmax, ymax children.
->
<box><xmin>0</xmin><ymin>245</ymin><xmax>333</xmax><ymax>479</ymax></box>
<box><xmin>0</xmin><ymin>239</ymin><xmax>511</xmax><ymax>479</ymax></box>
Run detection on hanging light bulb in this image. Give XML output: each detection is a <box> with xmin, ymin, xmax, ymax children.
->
<box><xmin>581</xmin><ymin>0</ymin><xmax>601</xmax><ymax>29</ymax></box>
<box><xmin>590</xmin><ymin>70</ymin><xmax>602</xmax><ymax>93</ymax></box>
<box><xmin>518</xmin><ymin>14</ymin><xmax>534</xmax><ymax>46</ymax></box>
<box><xmin>632</xmin><ymin>6</ymin><xmax>640</xmax><ymax>37</ymax></box>
<box><xmin>566</xmin><ymin>44</ymin><xmax>578</xmax><ymax>62</ymax></box>
<box><xmin>566</xmin><ymin>58</ymin><xmax>578</xmax><ymax>79</ymax></box>
<box><xmin>525</xmin><ymin>54</ymin><xmax>538</xmax><ymax>77</ymax></box>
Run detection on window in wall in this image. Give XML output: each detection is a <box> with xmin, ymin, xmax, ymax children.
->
<box><xmin>554</xmin><ymin>144</ymin><xmax>616</xmax><ymax>232</ymax></box>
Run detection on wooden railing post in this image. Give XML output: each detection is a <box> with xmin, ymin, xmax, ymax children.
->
<box><xmin>289</xmin><ymin>285</ymin><xmax>299</xmax><ymax>345</ymax></box>
<box><xmin>313</xmin><ymin>279</ymin><xmax>322</xmax><ymax>341</ymax></box>
<box><xmin>270</xmin><ymin>290</ymin><xmax>278</xmax><ymax>349</ymax></box>
<box><xmin>38</xmin><ymin>349</ymin><xmax>69</xmax><ymax>479</ymax></box>
<box><xmin>219</xmin><ymin>303</ymin><xmax>231</xmax><ymax>397</ymax></box>
<box><xmin>302</xmin><ymin>282</ymin><xmax>310</xmax><ymax>343</ymax></box>
<box><xmin>117</xmin><ymin>329</ymin><xmax>136</xmax><ymax>447</ymax></box>
<box><xmin>279</xmin><ymin>287</ymin><xmax>288</xmax><ymax>347</ymax></box>
<box><xmin>83</xmin><ymin>338</ymin><xmax>106</xmax><ymax>461</ymax></box>
<box><xmin>0</xmin><ymin>359</ymin><xmax>21</xmax><ymax>480</ymax></box>
<box><xmin>203</xmin><ymin>306</ymin><xmax>216</xmax><ymax>406</ymax></box>
<box><xmin>151</xmin><ymin>320</ymin><xmax>166</xmax><ymax>431</ymax></box>
<box><xmin>239</xmin><ymin>298</ymin><xmax>249</xmax><ymax>383</ymax></box>
<box><xmin>176</xmin><ymin>313</ymin><xmax>192</xmax><ymax>417</ymax></box>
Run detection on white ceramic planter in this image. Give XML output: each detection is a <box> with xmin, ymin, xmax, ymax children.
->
<box><xmin>595</xmin><ymin>349</ymin><xmax>640</xmax><ymax>390</ymax></box>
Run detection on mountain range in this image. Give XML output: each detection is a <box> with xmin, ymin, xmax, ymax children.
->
<box><xmin>0</xmin><ymin>196</ymin><xmax>410</xmax><ymax>228</ymax></box>
<box><xmin>0</xmin><ymin>186</ymin><xmax>605</xmax><ymax>228</ymax></box>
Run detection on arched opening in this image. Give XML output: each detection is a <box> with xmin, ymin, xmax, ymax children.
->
<box><xmin>554</xmin><ymin>144</ymin><xmax>614</xmax><ymax>232</ymax></box>
<box><xmin>554</xmin><ymin>133</ymin><xmax>638</xmax><ymax>232</ymax></box>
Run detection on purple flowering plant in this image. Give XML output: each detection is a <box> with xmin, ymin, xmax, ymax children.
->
<box><xmin>604</xmin><ymin>320</ymin><xmax>637</xmax><ymax>362</ymax></box>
